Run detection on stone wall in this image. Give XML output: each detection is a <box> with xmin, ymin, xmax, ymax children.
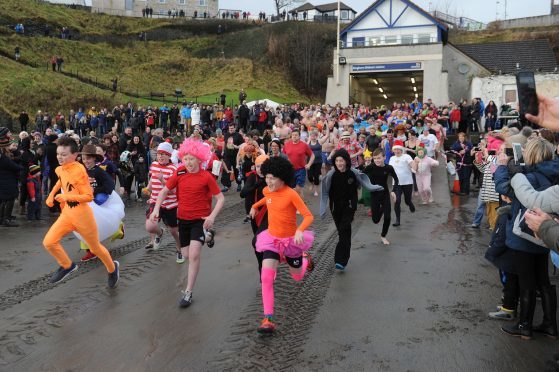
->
<box><xmin>493</xmin><ymin>14</ymin><xmax>559</xmax><ymax>29</ymax></box>
<box><xmin>470</xmin><ymin>73</ymin><xmax>559</xmax><ymax>109</ymax></box>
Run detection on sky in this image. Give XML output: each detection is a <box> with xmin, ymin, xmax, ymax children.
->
<box><xmin>219</xmin><ymin>0</ymin><xmax>551</xmax><ymax>24</ymax></box>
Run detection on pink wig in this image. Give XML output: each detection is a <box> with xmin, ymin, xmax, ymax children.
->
<box><xmin>178</xmin><ymin>138</ymin><xmax>213</xmax><ymax>169</ymax></box>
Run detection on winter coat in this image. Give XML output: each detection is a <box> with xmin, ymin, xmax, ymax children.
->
<box><xmin>0</xmin><ymin>153</ymin><xmax>23</xmax><ymax>200</ymax></box>
<box><xmin>540</xmin><ymin>221</ymin><xmax>559</xmax><ymax>254</ymax></box>
<box><xmin>494</xmin><ymin>158</ymin><xmax>559</xmax><ymax>254</ymax></box>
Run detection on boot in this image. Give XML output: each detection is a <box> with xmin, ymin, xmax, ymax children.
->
<box><xmin>3</xmin><ymin>200</ymin><xmax>18</xmax><ymax>227</ymax></box>
<box><xmin>534</xmin><ymin>285</ymin><xmax>558</xmax><ymax>339</ymax></box>
<box><xmin>502</xmin><ymin>289</ymin><xmax>536</xmax><ymax>340</ymax></box>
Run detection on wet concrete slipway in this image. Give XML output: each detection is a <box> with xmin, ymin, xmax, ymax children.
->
<box><xmin>0</xmin><ymin>165</ymin><xmax>557</xmax><ymax>371</ymax></box>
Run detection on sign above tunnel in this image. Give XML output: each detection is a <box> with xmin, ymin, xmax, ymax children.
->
<box><xmin>351</xmin><ymin>62</ymin><xmax>422</xmax><ymax>72</ymax></box>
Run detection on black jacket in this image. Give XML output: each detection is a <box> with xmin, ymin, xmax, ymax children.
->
<box><xmin>0</xmin><ymin>153</ymin><xmax>23</xmax><ymax>200</ymax></box>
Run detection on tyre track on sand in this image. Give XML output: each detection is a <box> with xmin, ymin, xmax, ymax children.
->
<box><xmin>0</xmin><ymin>242</ymin><xmax>178</xmax><ymax>366</ymax></box>
<box><xmin>210</xmin><ymin>207</ymin><xmax>367</xmax><ymax>371</ymax></box>
<box><xmin>0</xmin><ymin>199</ymin><xmax>243</xmax><ymax>312</ymax></box>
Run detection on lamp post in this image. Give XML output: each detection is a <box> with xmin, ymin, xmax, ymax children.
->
<box><xmin>336</xmin><ymin>0</ymin><xmax>340</xmax><ymax>86</ymax></box>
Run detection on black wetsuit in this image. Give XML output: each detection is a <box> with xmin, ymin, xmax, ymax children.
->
<box><xmin>363</xmin><ymin>163</ymin><xmax>398</xmax><ymax>237</ymax></box>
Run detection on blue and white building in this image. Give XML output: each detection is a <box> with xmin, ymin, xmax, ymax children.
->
<box><xmin>326</xmin><ymin>0</ymin><xmax>489</xmax><ymax>106</ymax></box>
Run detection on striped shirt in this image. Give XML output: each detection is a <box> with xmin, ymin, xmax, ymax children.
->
<box><xmin>149</xmin><ymin>161</ymin><xmax>178</xmax><ymax>209</ymax></box>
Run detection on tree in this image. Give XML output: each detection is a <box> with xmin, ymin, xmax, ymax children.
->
<box><xmin>273</xmin><ymin>0</ymin><xmax>304</xmax><ymax>16</ymax></box>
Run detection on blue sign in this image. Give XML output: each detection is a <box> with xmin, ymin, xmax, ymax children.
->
<box><xmin>352</xmin><ymin>62</ymin><xmax>422</xmax><ymax>72</ymax></box>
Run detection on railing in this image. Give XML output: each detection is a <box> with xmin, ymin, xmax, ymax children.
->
<box><xmin>343</xmin><ymin>36</ymin><xmax>438</xmax><ymax>48</ymax></box>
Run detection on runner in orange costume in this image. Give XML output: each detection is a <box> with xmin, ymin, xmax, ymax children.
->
<box><xmin>43</xmin><ymin>137</ymin><xmax>119</xmax><ymax>286</ymax></box>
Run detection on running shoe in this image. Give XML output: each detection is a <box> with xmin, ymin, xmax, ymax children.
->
<box><xmin>144</xmin><ymin>242</ymin><xmax>154</xmax><ymax>250</ymax></box>
<box><xmin>220</xmin><ymin>187</ymin><xmax>229</xmax><ymax>193</ymax></box>
<box><xmin>80</xmin><ymin>250</ymin><xmax>97</xmax><ymax>262</ymax></box>
<box><xmin>50</xmin><ymin>263</ymin><xmax>78</xmax><ymax>284</ymax></box>
<box><xmin>489</xmin><ymin>306</ymin><xmax>515</xmax><ymax>321</ymax></box>
<box><xmin>236</xmin><ymin>185</ymin><xmax>242</xmax><ymax>192</ymax></box>
<box><xmin>176</xmin><ymin>251</ymin><xmax>185</xmax><ymax>264</ymax></box>
<box><xmin>206</xmin><ymin>229</ymin><xmax>216</xmax><ymax>248</ymax></box>
<box><xmin>335</xmin><ymin>263</ymin><xmax>345</xmax><ymax>271</ymax></box>
<box><xmin>314</xmin><ymin>191</ymin><xmax>318</xmax><ymax>197</ymax></box>
<box><xmin>303</xmin><ymin>252</ymin><xmax>314</xmax><ymax>272</ymax></box>
<box><xmin>153</xmin><ymin>230</ymin><xmax>164</xmax><ymax>250</ymax></box>
<box><xmin>409</xmin><ymin>203</ymin><xmax>416</xmax><ymax>213</ymax></box>
<box><xmin>108</xmin><ymin>261</ymin><xmax>120</xmax><ymax>289</ymax></box>
<box><xmin>257</xmin><ymin>316</ymin><xmax>276</xmax><ymax>334</ymax></box>
<box><xmin>179</xmin><ymin>290</ymin><xmax>193</xmax><ymax>308</ymax></box>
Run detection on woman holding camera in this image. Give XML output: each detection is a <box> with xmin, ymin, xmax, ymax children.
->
<box><xmin>494</xmin><ymin>137</ymin><xmax>559</xmax><ymax>340</ymax></box>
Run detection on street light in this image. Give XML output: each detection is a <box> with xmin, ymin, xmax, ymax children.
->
<box><xmin>411</xmin><ymin>77</ymin><xmax>416</xmax><ymax>84</ymax></box>
<box><xmin>336</xmin><ymin>0</ymin><xmax>341</xmax><ymax>86</ymax></box>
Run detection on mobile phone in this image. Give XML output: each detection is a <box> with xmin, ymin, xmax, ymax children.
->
<box><xmin>505</xmin><ymin>148</ymin><xmax>514</xmax><ymax>157</ymax></box>
<box><xmin>516</xmin><ymin>71</ymin><xmax>539</xmax><ymax>119</ymax></box>
<box><xmin>512</xmin><ymin>142</ymin><xmax>525</xmax><ymax>166</ymax></box>
<box><xmin>488</xmin><ymin>150</ymin><xmax>496</xmax><ymax>155</ymax></box>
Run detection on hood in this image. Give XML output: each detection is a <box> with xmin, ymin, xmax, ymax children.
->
<box><xmin>534</xmin><ymin>157</ymin><xmax>559</xmax><ymax>180</ymax></box>
<box><xmin>332</xmin><ymin>148</ymin><xmax>351</xmax><ymax>170</ymax></box>
<box><xmin>21</xmin><ymin>137</ymin><xmax>31</xmax><ymax>151</ymax></box>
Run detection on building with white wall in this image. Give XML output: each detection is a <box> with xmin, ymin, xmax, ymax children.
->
<box><xmin>292</xmin><ymin>2</ymin><xmax>357</xmax><ymax>23</ymax></box>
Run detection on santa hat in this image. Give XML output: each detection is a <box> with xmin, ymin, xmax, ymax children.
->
<box><xmin>392</xmin><ymin>140</ymin><xmax>405</xmax><ymax>151</ymax></box>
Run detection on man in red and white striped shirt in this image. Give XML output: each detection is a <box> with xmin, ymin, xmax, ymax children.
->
<box><xmin>145</xmin><ymin>142</ymin><xmax>183</xmax><ymax>262</ymax></box>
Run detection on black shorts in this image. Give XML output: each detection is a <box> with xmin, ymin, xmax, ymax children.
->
<box><xmin>262</xmin><ymin>250</ymin><xmax>303</xmax><ymax>268</ymax></box>
<box><xmin>178</xmin><ymin>219</ymin><xmax>205</xmax><ymax>247</ymax></box>
<box><xmin>146</xmin><ymin>205</ymin><xmax>178</xmax><ymax>228</ymax></box>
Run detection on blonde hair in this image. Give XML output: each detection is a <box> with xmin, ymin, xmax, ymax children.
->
<box><xmin>524</xmin><ymin>138</ymin><xmax>555</xmax><ymax>166</ymax></box>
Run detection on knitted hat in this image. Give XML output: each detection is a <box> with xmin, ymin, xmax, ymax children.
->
<box><xmin>157</xmin><ymin>142</ymin><xmax>173</xmax><ymax>156</ymax></box>
<box><xmin>29</xmin><ymin>164</ymin><xmax>41</xmax><ymax>176</ymax></box>
<box><xmin>507</xmin><ymin>126</ymin><xmax>533</xmax><ymax>147</ymax></box>
<box><xmin>0</xmin><ymin>127</ymin><xmax>10</xmax><ymax>147</ymax></box>
<box><xmin>392</xmin><ymin>140</ymin><xmax>405</xmax><ymax>151</ymax></box>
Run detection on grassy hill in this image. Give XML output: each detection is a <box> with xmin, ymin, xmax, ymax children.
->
<box><xmin>0</xmin><ymin>0</ymin><xmax>312</xmax><ymax>128</ymax></box>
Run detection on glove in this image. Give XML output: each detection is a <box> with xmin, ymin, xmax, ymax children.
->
<box><xmin>94</xmin><ymin>193</ymin><xmax>109</xmax><ymax>205</ymax></box>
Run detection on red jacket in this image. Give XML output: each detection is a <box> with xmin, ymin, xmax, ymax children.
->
<box><xmin>450</xmin><ymin>109</ymin><xmax>461</xmax><ymax>122</ymax></box>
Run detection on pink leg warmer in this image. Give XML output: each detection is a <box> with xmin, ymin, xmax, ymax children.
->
<box><xmin>261</xmin><ymin>267</ymin><xmax>276</xmax><ymax>316</ymax></box>
<box><xmin>290</xmin><ymin>257</ymin><xmax>308</xmax><ymax>282</ymax></box>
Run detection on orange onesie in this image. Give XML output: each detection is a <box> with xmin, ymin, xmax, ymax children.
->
<box><xmin>43</xmin><ymin>161</ymin><xmax>115</xmax><ymax>272</ymax></box>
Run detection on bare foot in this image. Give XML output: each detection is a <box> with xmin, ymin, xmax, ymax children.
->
<box><xmin>381</xmin><ymin>237</ymin><xmax>390</xmax><ymax>245</ymax></box>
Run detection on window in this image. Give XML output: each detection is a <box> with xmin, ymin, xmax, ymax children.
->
<box><xmin>417</xmin><ymin>34</ymin><xmax>431</xmax><ymax>43</ymax></box>
<box><xmin>401</xmin><ymin>35</ymin><xmax>413</xmax><ymax>44</ymax></box>
<box><xmin>178</xmin><ymin>0</ymin><xmax>186</xmax><ymax>4</ymax></box>
<box><xmin>368</xmin><ymin>36</ymin><xmax>380</xmax><ymax>46</ymax></box>
<box><xmin>340</xmin><ymin>10</ymin><xmax>349</xmax><ymax>19</ymax></box>
<box><xmin>352</xmin><ymin>37</ymin><xmax>365</xmax><ymax>47</ymax></box>
<box><xmin>158</xmin><ymin>0</ymin><xmax>165</xmax><ymax>3</ymax></box>
<box><xmin>504</xmin><ymin>89</ymin><xmax>517</xmax><ymax>104</ymax></box>
<box><xmin>198</xmin><ymin>0</ymin><xmax>206</xmax><ymax>5</ymax></box>
<box><xmin>384</xmin><ymin>35</ymin><xmax>397</xmax><ymax>44</ymax></box>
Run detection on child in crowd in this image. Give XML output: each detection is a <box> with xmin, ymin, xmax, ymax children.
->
<box><xmin>151</xmin><ymin>138</ymin><xmax>225</xmax><ymax>308</ymax></box>
<box><xmin>363</xmin><ymin>148</ymin><xmax>398</xmax><ymax>245</ymax></box>
<box><xmin>250</xmin><ymin>156</ymin><xmax>315</xmax><ymax>334</ymax></box>
<box><xmin>411</xmin><ymin>145</ymin><xmax>440</xmax><ymax>204</ymax></box>
<box><xmin>43</xmin><ymin>137</ymin><xmax>119</xmax><ymax>287</ymax></box>
<box><xmin>134</xmin><ymin>154</ymin><xmax>148</xmax><ymax>201</ymax></box>
<box><xmin>26</xmin><ymin>165</ymin><xmax>42</xmax><ymax>220</ymax></box>
<box><xmin>79</xmin><ymin>145</ymin><xmax>125</xmax><ymax>262</ymax></box>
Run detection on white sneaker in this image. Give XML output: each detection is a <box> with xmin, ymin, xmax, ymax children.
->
<box><xmin>153</xmin><ymin>230</ymin><xmax>164</xmax><ymax>250</ymax></box>
<box><xmin>313</xmin><ymin>191</ymin><xmax>318</xmax><ymax>197</ymax></box>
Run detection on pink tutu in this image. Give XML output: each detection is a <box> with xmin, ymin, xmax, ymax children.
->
<box><xmin>255</xmin><ymin>229</ymin><xmax>314</xmax><ymax>258</ymax></box>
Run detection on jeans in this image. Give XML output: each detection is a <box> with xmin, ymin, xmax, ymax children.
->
<box><xmin>472</xmin><ymin>192</ymin><xmax>485</xmax><ymax>226</ymax></box>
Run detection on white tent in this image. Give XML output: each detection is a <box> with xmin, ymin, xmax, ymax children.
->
<box><xmin>246</xmin><ymin>99</ymin><xmax>282</xmax><ymax>110</ymax></box>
